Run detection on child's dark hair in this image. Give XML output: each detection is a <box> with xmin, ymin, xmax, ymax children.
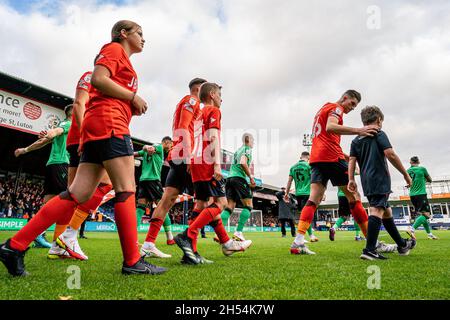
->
<box><xmin>360</xmin><ymin>105</ymin><xmax>384</xmax><ymax>125</ymax></box>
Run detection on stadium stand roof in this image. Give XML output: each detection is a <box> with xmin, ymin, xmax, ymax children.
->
<box><xmin>0</xmin><ymin>71</ymin><xmax>154</xmax><ymax>148</ymax></box>
<box><xmin>0</xmin><ymin>71</ymin><xmax>154</xmax><ymax>177</ymax></box>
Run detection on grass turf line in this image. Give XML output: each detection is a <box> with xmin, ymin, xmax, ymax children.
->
<box><xmin>0</xmin><ymin>230</ymin><xmax>449</xmax><ymax>300</ymax></box>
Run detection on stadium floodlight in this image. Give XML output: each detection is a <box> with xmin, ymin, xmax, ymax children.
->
<box><xmin>302</xmin><ymin>133</ymin><xmax>313</xmax><ymax>151</ymax></box>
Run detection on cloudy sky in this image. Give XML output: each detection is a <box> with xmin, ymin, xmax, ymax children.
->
<box><xmin>1</xmin><ymin>0</ymin><xmax>449</xmax><ymax>202</ymax></box>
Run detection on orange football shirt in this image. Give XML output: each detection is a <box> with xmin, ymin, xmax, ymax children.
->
<box><xmin>167</xmin><ymin>95</ymin><xmax>202</xmax><ymax>162</ymax></box>
<box><xmin>190</xmin><ymin>105</ymin><xmax>222</xmax><ymax>182</ymax></box>
<box><xmin>309</xmin><ymin>102</ymin><xmax>346</xmax><ymax>163</ymax></box>
<box><xmin>81</xmin><ymin>42</ymin><xmax>138</xmax><ymax>146</ymax></box>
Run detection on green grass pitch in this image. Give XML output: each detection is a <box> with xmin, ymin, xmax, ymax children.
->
<box><xmin>1</xmin><ymin>230</ymin><xmax>449</xmax><ymax>300</ymax></box>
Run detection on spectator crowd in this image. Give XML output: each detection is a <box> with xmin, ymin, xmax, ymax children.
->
<box><xmin>0</xmin><ymin>176</ymin><xmax>44</xmax><ymax>219</ymax></box>
<box><xmin>263</xmin><ymin>215</ymin><xmax>279</xmax><ymax>227</ymax></box>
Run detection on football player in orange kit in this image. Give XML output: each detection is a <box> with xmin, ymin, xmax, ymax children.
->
<box><xmin>290</xmin><ymin>90</ymin><xmax>377</xmax><ymax>255</ymax></box>
<box><xmin>0</xmin><ymin>20</ymin><xmax>166</xmax><ymax>276</ymax></box>
<box><xmin>140</xmin><ymin>78</ymin><xmax>208</xmax><ymax>259</ymax></box>
<box><xmin>174</xmin><ymin>82</ymin><xmax>252</xmax><ymax>265</ymax></box>
<box><xmin>50</xmin><ymin>70</ymin><xmax>114</xmax><ymax>261</ymax></box>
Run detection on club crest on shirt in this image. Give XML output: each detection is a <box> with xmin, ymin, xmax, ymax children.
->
<box><xmin>335</xmin><ymin>107</ymin><xmax>343</xmax><ymax>115</ymax></box>
<box><xmin>189</xmin><ymin>97</ymin><xmax>197</xmax><ymax>106</ymax></box>
<box><xmin>84</xmin><ymin>73</ymin><xmax>92</xmax><ymax>83</ymax></box>
<box><xmin>313</xmin><ymin>123</ymin><xmax>322</xmax><ymax>137</ymax></box>
<box><xmin>78</xmin><ymin>80</ymin><xmax>89</xmax><ymax>90</ymax></box>
<box><xmin>45</xmin><ymin>114</ymin><xmax>62</xmax><ymax>130</ymax></box>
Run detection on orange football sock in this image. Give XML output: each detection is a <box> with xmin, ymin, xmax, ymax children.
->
<box><xmin>53</xmin><ymin>224</ymin><xmax>69</xmax><ymax>241</ymax></box>
<box><xmin>297</xmin><ymin>221</ymin><xmax>311</xmax><ymax>235</ymax></box>
<box><xmin>359</xmin><ymin>221</ymin><xmax>368</xmax><ymax>238</ymax></box>
<box><xmin>297</xmin><ymin>200</ymin><xmax>317</xmax><ymax>235</ymax></box>
<box><xmin>68</xmin><ymin>183</ymin><xmax>113</xmax><ymax>231</ymax></box>
<box><xmin>350</xmin><ymin>200</ymin><xmax>369</xmax><ymax>237</ymax></box>
<box><xmin>70</xmin><ymin>208</ymin><xmax>90</xmax><ymax>230</ymax></box>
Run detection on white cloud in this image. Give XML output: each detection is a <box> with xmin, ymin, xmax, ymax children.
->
<box><xmin>1</xmin><ymin>0</ymin><xmax>449</xmax><ymax>202</ymax></box>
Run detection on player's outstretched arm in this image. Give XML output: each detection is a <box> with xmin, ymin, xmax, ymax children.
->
<box><xmin>14</xmin><ymin>135</ymin><xmax>53</xmax><ymax>157</ymax></box>
<box><xmin>326</xmin><ymin>116</ymin><xmax>378</xmax><ymax>136</ymax></box>
<box><xmin>39</xmin><ymin>127</ymin><xmax>64</xmax><ymax>140</ymax></box>
<box><xmin>384</xmin><ymin>148</ymin><xmax>412</xmax><ymax>187</ymax></box>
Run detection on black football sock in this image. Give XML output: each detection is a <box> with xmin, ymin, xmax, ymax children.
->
<box><xmin>382</xmin><ymin>217</ymin><xmax>406</xmax><ymax>247</ymax></box>
<box><xmin>366</xmin><ymin>216</ymin><xmax>382</xmax><ymax>252</ymax></box>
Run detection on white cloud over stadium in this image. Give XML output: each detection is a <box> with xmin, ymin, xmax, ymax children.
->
<box><xmin>1</xmin><ymin>0</ymin><xmax>449</xmax><ymax>201</ymax></box>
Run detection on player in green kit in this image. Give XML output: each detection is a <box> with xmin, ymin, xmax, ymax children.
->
<box><xmin>14</xmin><ymin>105</ymin><xmax>73</xmax><ymax>252</ymax></box>
<box><xmin>406</xmin><ymin>156</ymin><xmax>438</xmax><ymax>240</ymax></box>
<box><xmin>220</xmin><ymin>133</ymin><xmax>256</xmax><ymax>242</ymax></box>
<box><xmin>329</xmin><ymin>188</ymin><xmax>364</xmax><ymax>241</ymax></box>
<box><xmin>135</xmin><ymin>137</ymin><xmax>175</xmax><ymax>258</ymax></box>
<box><xmin>284</xmin><ymin>151</ymin><xmax>319</xmax><ymax>242</ymax></box>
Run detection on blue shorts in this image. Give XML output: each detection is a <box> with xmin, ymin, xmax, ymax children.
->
<box><xmin>194</xmin><ymin>179</ymin><xmax>226</xmax><ymax>201</ymax></box>
<box><xmin>80</xmin><ymin>135</ymin><xmax>134</xmax><ymax>165</ymax></box>
<box><xmin>310</xmin><ymin>159</ymin><xmax>348</xmax><ymax>187</ymax></box>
